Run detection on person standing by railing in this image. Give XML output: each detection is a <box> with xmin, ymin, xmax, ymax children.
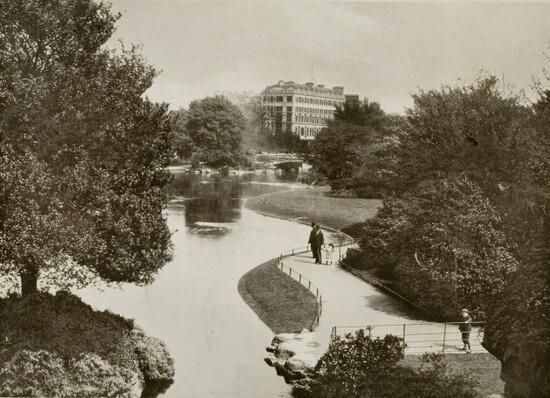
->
<box><xmin>459</xmin><ymin>308</ymin><xmax>472</xmax><ymax>353</ymax></box>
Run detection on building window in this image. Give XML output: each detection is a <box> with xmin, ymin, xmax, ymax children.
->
<box><xmin>276</xmin><ymin>96</ymin><xmax>283</xmax><ymax>102</ymax></box>
<box><xmin>287</xmin><ymin>96</ymin><xmax>292</xmax><ymax>102</ymax></box>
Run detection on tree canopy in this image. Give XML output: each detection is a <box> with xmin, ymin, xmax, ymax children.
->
<box><xmin>0</xmin><ymin>0</ymin><xmax>174</xmax><ymax>296</ymax></box>
<box><xmin>341</xmin><ymin>75</ymin><xmax>549</xmax><ymax>395</ymax></box>
<box><xmin>172</xmin><ymin>96</ymin><xmax>245</xmax><ymax>167</ymax></box>
<box><xmin>306</xmin><ymin>100</ymin><xmax>389</xmax><ymax>195</ymax></box>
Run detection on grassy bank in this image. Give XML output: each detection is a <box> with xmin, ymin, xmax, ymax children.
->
<box><xmin>245</xmin><ymin>187</ymin><xmax>382</xmax><ymax>230</ymax></box>
<box><xmin>0</xmin><ymin>292</ymin><xmax>174</xmax><ymax>397</ymax></box>
<box><xmin>238</xmin><ymin>259</ymin><xmax>317</xmax><ymax>334</ymax></box>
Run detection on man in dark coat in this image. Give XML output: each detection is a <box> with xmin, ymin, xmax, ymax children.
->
<box><xmin>308</xmin><ymin>222</ymin><xmax>318</xmax><ymax>261</ymax></box>
<box><xmin>309</xmin><ymin>224</ymin><xmax>324</xmax><ymax>264</ymax></box>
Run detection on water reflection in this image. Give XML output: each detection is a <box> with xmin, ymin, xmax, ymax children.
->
<box><xmin>169</xmin><ymin>172</ymin><xmax>302</xmax><ymax>238</ymax></box>
<box><xmin>77</xmin><ymin>171</ymin><xmax>336</xmax><ymax>398</ymax></box>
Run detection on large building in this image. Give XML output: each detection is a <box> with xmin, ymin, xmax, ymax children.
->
<box><xmin>261</xmin><ymin>81</ymin><xmax>345</xmax><ymax>140</ymax></box>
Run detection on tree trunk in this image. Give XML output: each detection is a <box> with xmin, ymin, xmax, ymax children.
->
<box><xmin>20</xmin><ymin>270</ymin><xmax>38</xmax><ymax>296</ymax></box>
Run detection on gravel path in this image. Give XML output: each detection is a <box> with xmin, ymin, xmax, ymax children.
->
<box><xmin>280</xmin><ymin>250</ymin><xmax>487</xmax><ymax>356</ymax></box>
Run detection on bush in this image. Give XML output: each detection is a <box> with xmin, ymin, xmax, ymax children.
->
<box><xmin>340</xmin><ymin>222</ymin><xmax>365</xmax><ymax>240</ymax></box>
<box><xmin>0</xmin><ymin>291</ymin><xmax>134</xmax><ymax>364</ymax></box>
<box><xmin>292</xmin><ymin>330</ymin><xmax>478</xmax><ymax>398</ymax></box>
<box><xmin>132</xmin><ymin>329</ymin><xmax>175</xmax><ymax>395</ymax></box>
<box><xmin>292</xmin><ymin>330</ymin><xmax>404</xmax><ymax>398</ymax></box>
<box><xmin>355</xmin><ymin>177</ymin><xmax>517</xmax><ymax>320</ymax></box>
<box><xmin>0</xmin><ymin>350</ymin><xmax>69</xmax><ymax>397</ymax></box>
<box><xmin>69</xmin><ymin>353</ymin><xmax>142</xmax><ymax>398</ymax></box>
<box><xmin>0</xmin><ymin>350</ymin><xmax>143</xmax><ymax>398</ymax></box>
<box><xmin>0</xmin><ymin>292</ymin><xmax>175</xmax><ymax>396</ymax></box>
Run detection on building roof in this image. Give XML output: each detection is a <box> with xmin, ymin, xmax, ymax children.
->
<box><xmin>263</xmin><ymin>80</ymin><xmax>344</xmax><ymax>96</ymax></box>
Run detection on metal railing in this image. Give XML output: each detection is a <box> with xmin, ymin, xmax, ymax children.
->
<box><xmin>331</xmin><ymin>322</ymin><xmax>486</xmax><ymax>354</ymax></box>
<box><xmin>273</xmin><ymin>232</ymin><xmax>353</xmax><ymax>331</ymax></box>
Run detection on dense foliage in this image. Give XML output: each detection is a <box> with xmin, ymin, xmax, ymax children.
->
<box><xmin>306</xmin><ymin>101</ymin><xmax>390</xmax><ymax>196</ymax></box>
<box><xmin>354</xmin><ymin>177</ymin><xmax>517</xmax><ymax>319</ymax></box>
<box><xmin>0</xmin><ymin>291</ymin><xmax>174</xmax><ymax>397</ymax></box>
<box><xmin>481</xmin><ymin>71</ymin><xmax>550</xmax><ymax>397</ymax></box>
<box><xmin>335</xmin><ymin>75</ymin><xmax>549</xmax><ymax>395</ymax></box>
<box><xmin>0</xmin><ymin>0</ymin><xmax>173</xmax><ymax>295</ymax></box>
<box><xmin>343</xmin><ymin>77</ymin><xmax>548</xmax><ymax>318</ymax></box>
<box><xmin>0</xmin><ymin>350</ymin><xmax>141</xmax><ymax>398</ymax></box>
<box><xmin>292</xmin><ymin>329</ymin><xmax>477</xmax><ymax>398</ymax></box>
<box><xmin>171</xmin><ymin>96</ymin><xmax>246</xmax><ymax>167</ymax></box>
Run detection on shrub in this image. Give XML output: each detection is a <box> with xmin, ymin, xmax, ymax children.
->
<box><xmin>0</xmin><ymin>292</ymin><xmax>175</xmax><ymax>396</ymax></box>
<box><xmin>0</xmin><ymin>350</ymin><xmax>143</xmax><ymax>398</ymax></box>
<box><xmin>292</xmin><ymin>330</ymin><xmax>404</xmax><ymax>398</ymax></box>
<box><xmin>0</xmin><ymin>350</ymin><xmax>69</xmax><ymax>397</ymax></box>
<box><xmin>292</xmin><ymin>330</ymin><xmax>478</xmax><ymax>398</ymax></box>
<box><xmin>132</xmin><ymin>328</ymin><xmax>175</xmax><ymax>395</ymax></box>
<box><xmin>355</xmin><ymin>177</ymin><xmax>518</xmax><ymax>320</ymax></box>
<box><xmin>68</xmin><ymin>353</ymin><xmax>142</xmax><ymax>398</ymax></box>
<box><xmin>340</xmin><ymin>223</ymin><xmax>365</xmax><ymax>240</ymax></box>
<box><xmin>0</xmin><ymin>291</ymin><xmax>134</xmax><ymax>363</ymax></box>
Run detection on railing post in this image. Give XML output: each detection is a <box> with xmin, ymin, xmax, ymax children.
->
<box><xmin>442</xmin><ymin>322</ymin><xmax>447</xmax><ymax>353</ymax></box>
<box><xmin>316</xmin><ymin>288</ymin><xmax>319</xmax><ymax>298</ymax></box>
<box><xmin>319</xmin><ymin>296</ymin><xmax>322</xmax><ymax>315</ymax></box>
<box><xmin>402</xmin><ymin>324</ymin><xmax>406</xmax><ymax>348</ymax></box>
<box><xmin>280</xmin><ymin>263</ymin><xmax>283</xmax><ymax>271</ymax></box>
<box><xmin>292</xmin><ymin>249</ymin><xmax>294</xmax><ymax>255</ymax></box>
<box><xmin>289</xmin><ymin>268</ymin><xmax>292</xmax><ymax>277</ymax></box>
<box><xmin>299</xmin><ymin>274</ymin><xmax>302</xmax><ymax>284</ymax></box>
<box><xmin>308</xmin><ymin>281</ymin><xmax>311</xmax><ymax>290</ymax></box>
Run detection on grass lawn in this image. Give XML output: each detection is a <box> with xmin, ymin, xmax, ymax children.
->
<box><xmin>245</xmin><ymin>186</ymin><xmax>382</xmax><ymax>230</ymax></box>
<box><xmin>402</xmin><ymin>353</ymin><xmax>504</xmax><ymax>397</ymax></box>
<box><xmin>238</xmin><ymin>259</ymin><xmax>317</xmax><ymax>334</ymax></box>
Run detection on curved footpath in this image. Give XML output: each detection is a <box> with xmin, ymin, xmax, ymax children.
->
<box><xmin>274</xmin><ymin>249</ymin><xmax>486</xmax><ymax>355</ymax></box>
<box><xmin>249</xmin><ymin>219</ymin><xmax>487</xmax><ymax>381</ymax></box>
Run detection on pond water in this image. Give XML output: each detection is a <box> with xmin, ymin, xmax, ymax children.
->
<box><xmin>79</xmin><ymin>171</ymin><xmax>322</xmax><ymax>398</ymax></box>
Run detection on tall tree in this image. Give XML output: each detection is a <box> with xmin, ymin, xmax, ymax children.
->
<box><xmin>240</xmin><ymin>96</ymin><xmax>278</xmax><ymax>153</ymax></box>
<box><xmin>306</xmin><ymin>100</ymin><xmax>387</xmax><ymax>194</ymax></box>
<box><xmin>380</xmin><ymin>77</ymin><xmax>533</xmax><ymax>198</ymax></box>
<box><xmin>0</xmin><ymin>0</ymin><xmax>173</xmax><ymax>296</ymax></box>
<box><xmin>482</xmin><ymin>69</ymin><xmax>550</xmax><ymax>398</ymax></box>
<box><xmin>180</xmin><ymin>96</ymin><xmax>245</xmax><ymax>167</ymax></box>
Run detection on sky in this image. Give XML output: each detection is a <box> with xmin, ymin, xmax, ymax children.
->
<box><xmin>107</xmin><ymin>1</ymin><xmax>550</xmax><ymax>114</ymax></box>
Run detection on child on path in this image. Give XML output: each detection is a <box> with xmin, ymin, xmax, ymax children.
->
<box><xmin>458</xmin><ymin>308</ymin><xmax>472</xmax><ymax>353</ymax></box>
<box><xmin>323</xmin><ymin>243</ymin><xmax>335</xmax><ymax>265</ymax></box>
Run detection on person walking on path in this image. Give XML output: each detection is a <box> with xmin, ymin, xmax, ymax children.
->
<box><xmin>312</xmin><ymin>225</ymin><xmax>324</xmax><ymax>264</ymax></box>
<box><xmin>458</xmin><ymin>308</ymin><xmax>472</xmax><ymax>353</ymax></box>
<box><xmin>308</xmin><ymin>222</ymin><xmax>318</xmax><ymax>261</ymax></box>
